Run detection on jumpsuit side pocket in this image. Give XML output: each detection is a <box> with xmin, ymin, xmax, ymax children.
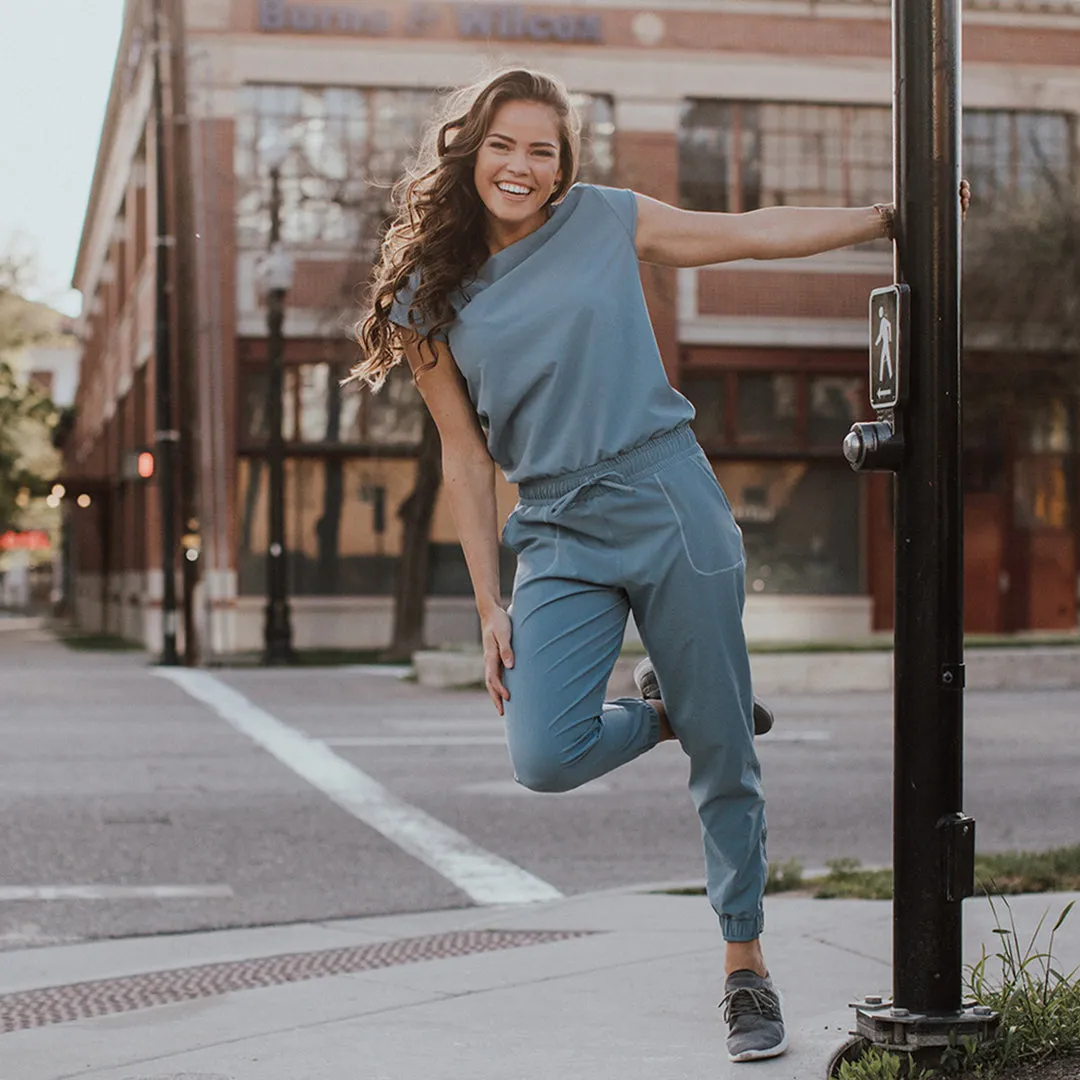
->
<box><xmin>655</xmin><ymin>458</ymin><xmax>744</xmax><ymax>578</ymax></box>
<box><xmin>503</xmin><ymin>505</ymin><xmax>560</xmax><ymax>584</ymax></box>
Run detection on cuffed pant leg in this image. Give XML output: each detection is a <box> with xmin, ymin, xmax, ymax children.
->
<box><xmin>629</xmin><ymin>455</ymin><xmax>767</xmax><ymax>942</ymax></box>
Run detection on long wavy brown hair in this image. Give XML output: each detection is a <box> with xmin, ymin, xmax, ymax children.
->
<box><xmin>349</xmin><ymin>69</ymin><xmax>581</xmax><ymax>390</ymax></box>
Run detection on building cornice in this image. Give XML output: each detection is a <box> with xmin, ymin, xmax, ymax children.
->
<box><xmin>72</xmin><ymin>0</ymin><xmax>153</xmax><ymax>295</ymax></box>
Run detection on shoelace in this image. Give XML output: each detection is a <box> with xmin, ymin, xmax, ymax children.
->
<box><xmin>720</xmin><ymin>984</ymin><xmax>783</xmax><ymax>1025</ymax></box>
<box><xmin>545</xmin><ymin>472</ymin><xmax>636</xmax><ymax>519</ymax></box>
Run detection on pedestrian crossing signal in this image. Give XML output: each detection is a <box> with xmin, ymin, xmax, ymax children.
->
<box><xmin>121</xmin><ymin>448</ymin><xmax>156</xmax><ymax>482</ymax></box>
<box><xmin>869</xmin><ymin>284</ymin><xmax>909</xmax><ymax>411</ymax></box>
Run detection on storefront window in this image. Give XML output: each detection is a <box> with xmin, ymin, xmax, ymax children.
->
<box><xmin>682</xmin><ymin>374</ymin><xmax>727</xmax><ymax>443</ymax></box>
<box><xmin>807</xmin><ymin>375</ymin><xmax>862</xmax><ymax>448</ymax></box>
<box><xmin>235</xmin><ymin>456</ymin><xmax>493</xmax><ymax>596</ymax></box>
<box><xmin>1014</xmin><ymin>456</ymin><xmax>1071</xmax><ymax>529</ymax></box>
<box><xmin>239</xmin><ymin>363</ymin><xmax>422</xmax><ymax>449</ymax></box>
<box><xmin>682</xmin><ymin>369</ymin><xmax>865</xmax><ymax>453</ymax></box>
<box><xmin>736</xmin><ymin>373</ymin><xmax>797</xmax><ymax>446</ymax></box>
<box><xmin>713</xmin><ymin>461</ymin><xmax>862</xmax><ymax>594</ymax></box>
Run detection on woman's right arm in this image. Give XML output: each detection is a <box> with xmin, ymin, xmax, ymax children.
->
<box><xmin>397</xmin><ymin>330</ymin><xmax>515</xmax><ymax>715</ymax></box>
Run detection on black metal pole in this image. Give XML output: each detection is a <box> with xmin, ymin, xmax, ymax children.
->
<box><xmin>262</xmin><ymin>163</ymin><xmax>295</xmax><ymax>664</ymax></box>
<box><xmin>152</xmin><ymin>0</ymin><xmax>180</xmax><ymax>666</ymax></box>
<box><xmin>164</xmin><ymin>0</ymin><xmax>202</xmax><ymax>666</ymax></box>
<box><xmin>893</xmin><ymin>0</ymin><xmax>966</xmax><ymax>1013</ymax></box>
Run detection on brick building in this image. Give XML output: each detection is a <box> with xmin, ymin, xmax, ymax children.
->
<box><xmin>65</xmin><ymin>0</ymin><xmax>1080</xmax><ymax>657</ymax></box>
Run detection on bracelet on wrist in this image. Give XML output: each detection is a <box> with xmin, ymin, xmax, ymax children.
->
<box><xmin>874</xmin><ymin>203</ymin><xmax>896</xmax><ymax>241</ymax></box>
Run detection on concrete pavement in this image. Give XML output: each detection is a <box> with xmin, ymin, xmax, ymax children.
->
<box><xmin>3</xmin><ymin>619</ymin><xmax>1079</xmax><ymax>1078</ymax></box>
<box><xmin>2</xmin><ymin>886</ymin><xmax>1079</xmax><ymax>1080</ymax></box>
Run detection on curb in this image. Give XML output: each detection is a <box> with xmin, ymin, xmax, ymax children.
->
<box><xmin>412</xmin><ymin>647</ymin><xmax>1080</xmax><ymax>694</ymax></box>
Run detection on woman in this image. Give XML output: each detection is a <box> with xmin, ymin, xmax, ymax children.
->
<box><xmin>351</xmin><ymin>68</ymin><xmax>968</xmax><ymax>1063</ymax></box>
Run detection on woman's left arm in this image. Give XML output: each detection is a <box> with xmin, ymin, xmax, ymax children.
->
<box><xmin>634</xmin><ymin>195</ymin><xmax>886</xmax><ymax>267</ymax></box>
<box><xmin>634</xmin><ymin>182</ymin><xmax>970</xmax><ymax>267</ymax></box>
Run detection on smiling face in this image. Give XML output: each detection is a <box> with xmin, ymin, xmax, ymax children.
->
<box><xmin>473</xmin><ymin>99</ymin><xmax>565</xmax><ymax>248</ymax></box>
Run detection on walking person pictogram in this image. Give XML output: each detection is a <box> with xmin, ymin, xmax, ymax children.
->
<box><xmin>875</xmin><ymin>305</ymin><xmax>894</xmax><ymax>385</ymax></box>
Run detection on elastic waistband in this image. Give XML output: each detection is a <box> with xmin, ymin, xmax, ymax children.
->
<box><xmin>519</xmin><ymin>423</ymin><xmax>697</xmax><ymax>502</ymax></box>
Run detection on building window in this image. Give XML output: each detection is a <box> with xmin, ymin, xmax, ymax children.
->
<box><xmin>682</xmin><ymin>369</ymin><xmax>864</xmax><ymax>454</ymax></box>
<box><xmin>679</xmin><ymin>101</ymin><xmax>892</xmax><ymax>214</ymax></box>
<box><xmin>574</xmin><ymin>93</ymin><xmax>616</xmax><ymax>183</ymax></box>
<box><xmin>711</xmin><ymin>460</ymin><xmax>862</xmax><ymax>594</ymax></box>
<box><xmin>737</xmin><ymin>372</ymin><xmax>798</xmax><ymax>447</ymax></box>
<box><xmin>235</xmin><ymin>456</ymin><xmax>491</xmax><ymax>597</ymax></box>
<box><xmin>236</xmin><ymin>86</ymin><xmax>617</xmax><ymax>253</ymax></box>
<box><xmin>239</xmin><ymin>362</ymin><xmax>423</xmax><ymax>449</ymax></box>
<box><xmin>807</xmin><ymin>375</ymin><xmax>863</xmax><ymax>449</ymax></box>
<box><xmin>963</xmin><ymin>110</ymin><xmax>1075</xmax><ymax>203</ymax></box>
<box><xmin>235</xmin><ymin>85</ymin><xmax>436</xmax><ymax>253</ymax></box>
<box><xmin>680</xmin><ymin>101</ymin><xmax>1076</xmax><ymax>216</ymax></box>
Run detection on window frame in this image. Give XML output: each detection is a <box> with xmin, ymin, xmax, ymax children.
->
<box><xmin>680</xmin><ymin>350</ymin><xmax>870</xmax><ymax>460</ymax></box>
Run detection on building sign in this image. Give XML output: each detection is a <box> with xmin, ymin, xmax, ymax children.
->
<box><xmin>257</xmin><ymin>0</ymin><xmax>604</xmax><ymax>43</ymax></box>
<box><xmin>0</xmin><ymin>530</ymin><xmax>51</xmax><ymax>552</ymax></box>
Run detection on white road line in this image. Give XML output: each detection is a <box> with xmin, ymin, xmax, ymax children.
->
<box><xmin>157</xmin><ymin>669</ymin><xmax>562</xmax><ymax>906</ymax></box>
<box><xmin>0</xmin><ymin>885</ymin><xmax>235</xmax><ymax>900</ymax></box>
<box><xmin>323</xmin><ymin>735</ymin><xmax>507</xmax><ymax>748</ymax></box>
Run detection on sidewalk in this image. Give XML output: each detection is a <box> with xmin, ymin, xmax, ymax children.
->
<box><xmin>2</xmin><ymin>887</ymin><xmax>1078</xmax><ymax>1080</ymax></box>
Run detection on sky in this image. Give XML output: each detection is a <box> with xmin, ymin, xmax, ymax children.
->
<box><xmin>1</xmin><ymin>0</ymin><xmax>127</xmax><ymax>316</ymax></box>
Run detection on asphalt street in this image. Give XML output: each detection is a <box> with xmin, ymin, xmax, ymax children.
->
<box><xmin>2</xmin><ymin>623</ymin><xmax>1078</xmax><ymax>951</ymax></box>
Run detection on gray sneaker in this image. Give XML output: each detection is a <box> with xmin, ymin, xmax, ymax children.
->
<box><xmin>721</xmin><ymin>969</ymin><xmax>788</xmax><ymax>1062</ymax></box>
<box><xmin>631</xmin><ymin>656</ymin><xmax>775</xmax><ymax>736</ymax></box>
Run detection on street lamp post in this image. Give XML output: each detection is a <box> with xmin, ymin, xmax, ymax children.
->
<box><xmin>151</xmin><ymin>0</ymin><xmax>179</xmax><ymax>666</ymax></box>
<box><xmin>259</xmin><ymin>149</ymin><xmax>296</xmax><ymax>665</ymax></box>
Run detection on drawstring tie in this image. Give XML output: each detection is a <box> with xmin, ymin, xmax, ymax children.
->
<box><xmin>544</xmin><ymin>472</ymin><xmax>636</xmax><ymax>519</ymax></box>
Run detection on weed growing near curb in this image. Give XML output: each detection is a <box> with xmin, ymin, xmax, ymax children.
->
<box><xmin>966</xmin><ymin>897</ymin><xmax>1080</xmax><ymax>1073</ymax></box>
<box><xmin>832</xmin><ymin>900</ymin><xmax>1080</xmax><ymax>1079</ymax></box>
<box><xmin>765</xmin><ymin>858</ymin><xmax>804</xmax><ymax>893</ymax></box>
<box><xmin>834</xmin><ymin>1046</ymin><xmax>936</xmax><ymax>1080</ymax></box>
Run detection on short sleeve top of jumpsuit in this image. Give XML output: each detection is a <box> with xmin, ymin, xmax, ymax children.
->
<box><xmin>392</xmin><ymin>183</ymin><xmax>767</xmax><ymax>942</ymax></box>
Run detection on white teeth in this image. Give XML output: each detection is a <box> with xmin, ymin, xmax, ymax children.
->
<box><xmin>497</xmin><ymin>183</ymin><xmax>531</xmax><ymax>196</ymax></box>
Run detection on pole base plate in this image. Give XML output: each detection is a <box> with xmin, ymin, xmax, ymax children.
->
<box><xmin>851</xmin><ymin>998</ymin><xmax>999</xmax><ymax>1050</ymax></box>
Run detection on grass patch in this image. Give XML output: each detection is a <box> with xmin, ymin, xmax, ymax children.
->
<box><xmin>834</xmin><ymin>899</ymin><xmax>1080</xmax><ymax>1079</ymax></box>
<box><xmin>977</xmin><ymin>849</ymin><xmax>1080</xmax><ymax>896</ymax></box>
<box><xmin>662</xmin><ymin>848</ymin><xmax>1080</xmax><ymax>902</ymax></box>
<box><xmin>207</xmin><ymin>648</ymin><xmax>398</xmax><ymax>668</ymax></box>
<box><xmin>741</xmin><ymin>632</ymin><xmax>1079</xmax><ymax>655</ymax></box>
<box><xmin>766</xmin><ymin>858</ymin><xmax>806</xmax><ymax>893</ymax></box>
<box><xmin>813</xmin><ymin>858</ymin><xmax>895</xmax><ymax>900</ymax></box>
<box><xmin>54</xmin><ymin>630</ymin><xmax>141</xmax><ymax>651</ymax></box>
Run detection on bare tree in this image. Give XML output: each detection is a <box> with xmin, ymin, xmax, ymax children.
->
<box><xmin>962</xmin><ymin>186</ymin><xmax>1080</xmax><ymax>426</ymax></box>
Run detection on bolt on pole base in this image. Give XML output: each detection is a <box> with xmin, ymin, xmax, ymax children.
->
<box><xmin>851</xmin><ymin>998</ymin><xmax>999</xmax><ymax>1052</ymax></box>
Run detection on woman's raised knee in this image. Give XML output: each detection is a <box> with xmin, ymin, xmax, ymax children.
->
<box><xmin>507</xmin><ymin>714</ymin><xmax>604</xmax><ymax>793</ymax></box>
<box><xmin>513</xmin><ymin>759</ymin><xmax>582</xmax><ymax>794</ymax></box>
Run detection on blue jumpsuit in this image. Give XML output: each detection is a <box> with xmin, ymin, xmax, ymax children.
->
<box><xmin>392</xmin><ymin>183</ymin><xmax>767</xmax><ymax>942</ymax></box>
